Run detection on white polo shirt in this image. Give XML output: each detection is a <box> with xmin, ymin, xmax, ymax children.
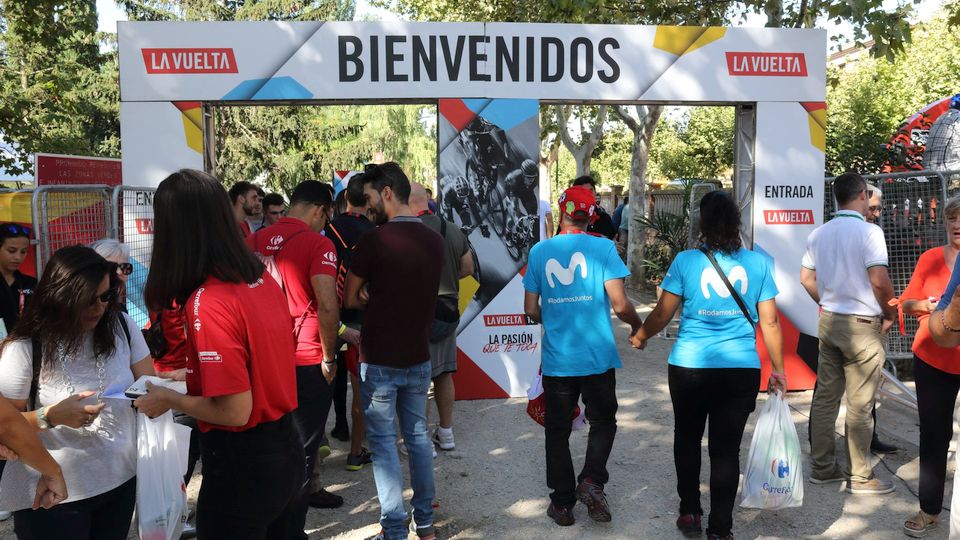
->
<box><xmin>801</xmin><ymin>209</ymin><xmax>888</xmax><ymax>317</ymax></box>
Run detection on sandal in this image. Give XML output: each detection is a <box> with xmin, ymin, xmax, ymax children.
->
<box><xmin>903</xmin><ymin>510</ymin><xmax>939</xmax><ymax>538</ymax></box>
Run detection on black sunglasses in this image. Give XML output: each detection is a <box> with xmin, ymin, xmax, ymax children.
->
<box><xmin>115</xmin><ymin>262</ymin><xmax>133</xmax><ymax>276</ymax></box>
<box><xmin>1</xmin><ymin>224</ymin><xmax>30</xmax><ymax>236</ymax></box>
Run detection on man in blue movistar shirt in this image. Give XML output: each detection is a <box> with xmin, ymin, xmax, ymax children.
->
<box><xmin>523</xmin><ymin>185</ymin><xmax>642</xmax><ymax>527</ymax></box>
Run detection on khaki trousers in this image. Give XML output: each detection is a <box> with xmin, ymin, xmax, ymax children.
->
<box><xmin>809</xmin><ymin>311</ymin><xmax>885</xmax><ymax>482</ymax></box>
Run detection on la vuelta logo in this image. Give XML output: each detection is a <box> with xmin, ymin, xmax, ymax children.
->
<box><xmin>142</xmin><ymin>48</ymin><xmax>238</xmax><ymax>74</ymax></box>
<box><xmin>725</xmin><ymin>52</ymin><xmax>807</xmax><ymax>77</ymax></box>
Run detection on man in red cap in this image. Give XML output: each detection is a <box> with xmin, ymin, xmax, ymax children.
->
<box><xmin>522</xmin><ymin>185</ymin><xmax>642</xmax><ymax>527</ymax></box>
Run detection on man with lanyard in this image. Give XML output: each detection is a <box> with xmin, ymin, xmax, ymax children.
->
<box><xmin>801</xmin><ymin>171</ymin><xmax>897</xmax><ymax>495</ymax></box>
<box><xmin>247</xmin><ymin>180</ymin><xmax>355</xmax><ymax>537</ymax></box>
<box><xmin>523</xmin><ymin>186</ymin><xmax>642</xmax><ymax>526</ymax></box>
<box><xmin>321</xmin><ymin>175</ymin><xmax>376</xmax><ymax>473</ymax></box>
<box><xmin>409</xmin><ymin>183</ymin><xmax>474</xmax><ymax>453</ymax></box>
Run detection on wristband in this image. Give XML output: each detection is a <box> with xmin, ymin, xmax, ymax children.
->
<box><xmin>770</xmin><ymin>372</ymin><xmax>787</xmax><ymax>382</ymax></box>
<box><xmin>338</xmin><ymin>323</ymin><xmax>347</xmax><ymax>336</ymax></box>
<box><xmin>322</xmin><ymin>358</ymin><xmax>336</xmax><ymax>365</ymax></box>
<box><xmin>940</xmin><ymin>311</ymin><xmax>960</xmax><ymax>333</ymax></box>
<box><xmin>37</xmin><ymin>406</ymin><xmax>52</xmax><ymax>430</ymax></box>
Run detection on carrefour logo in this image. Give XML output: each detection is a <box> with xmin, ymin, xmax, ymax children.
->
<box><xmin>771</xmin><ymin>459</ymin><xmax>790</xmax><ymax>479</ymax></box>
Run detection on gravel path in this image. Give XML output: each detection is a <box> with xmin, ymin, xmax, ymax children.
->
<box><xmin>0</xmin><ymin>294</ymin><xmax>950</xmax><ymax>539</ymax></box>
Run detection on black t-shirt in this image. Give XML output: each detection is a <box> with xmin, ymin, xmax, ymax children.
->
<box><xmin>350</xmin><ymin>217</ymin><xmax>444</xmax><ymax>368</ymax></box>
<box><xmin>0</xmin><ymin>271</ymin><xmax>36</xmax><ymax>332</ymax></box>
<box><xmin>589</xmin><ymin>207</ymin><xmax>617</xmax><ymax>239</ymax></box>
<box><xmin>326</xmin><ymin>213</ymin><xmax>376</xmax><ymax>326</ymax></box>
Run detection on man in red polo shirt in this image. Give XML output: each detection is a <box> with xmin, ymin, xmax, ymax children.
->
<box><xmin>247</xmin><ymin>180</ymin><xmax>344</xmax><ymax>538</ymax></box>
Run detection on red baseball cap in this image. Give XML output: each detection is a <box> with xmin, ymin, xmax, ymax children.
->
<box><xmin>558</xmin><ymin>186</ymin><xmax>598</xmax><ymax>223</ymax></box>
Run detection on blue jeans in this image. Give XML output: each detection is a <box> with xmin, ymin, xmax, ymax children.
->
<box><xmin>360</xmin><ymin>361</ymin><xmax>435</xmax><ymax>540</ymax></box>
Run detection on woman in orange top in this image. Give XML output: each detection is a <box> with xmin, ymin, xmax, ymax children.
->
<box><xmin>899</xmin><ymin>195</ymin><xmax>960</xmax><ymax>537</ymax></box>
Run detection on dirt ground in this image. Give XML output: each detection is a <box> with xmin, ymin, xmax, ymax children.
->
<box><xmin>0</xmin><ymin>293</ymin><xmax>951</xmax><ymax>539</ymax></box>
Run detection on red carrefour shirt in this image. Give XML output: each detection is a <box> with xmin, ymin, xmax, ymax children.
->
<box><xmin>184</xmin><ymin>273</ymin><xmax>298</xmax><ymax>432</ymax></box>
<box><xmin>246</xmin><ymin>217</ymin><xmax>338</xmax><ymax>365</ymax></box>
<box><xmin>900</xmin><ymin>246</ymin><xmax>960</xmax><ymax>374</ymax></box>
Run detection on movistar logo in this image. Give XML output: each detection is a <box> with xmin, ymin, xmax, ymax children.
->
<box><xmin>545</xmin><ymin>252</ymin><xmax>587</xmax><ymax>288</ymax></box>
<box><xmin>700</xmin><ymin>265</ymin><xmax>748</xmax><ymax>298</ymax></box>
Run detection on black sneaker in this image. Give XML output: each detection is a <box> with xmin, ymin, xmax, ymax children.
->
<box><xmin>308</xmin><ymin>488</ymin><xmax>344</xmax><ymax>509</ymax></box>
<box><xmin>576</xmin><ymin>478</ymin><xmax>611</xmax><ymax>522</ymax></box>
<box><xmin>676</xmin><ymin>512</ymin><xmax>703</xmax><ymax>537</ymax></box>
<box><xmin>871</xmin><ymin>435</ymin><xmax>899</xmax><ymax>454</ymax></box>
<box><xmin>345</xmin><ymin>448</ymin><xmax>373</xmax><ymax>471</ymax></box>
<box><xmin>547</xmin><ymin>503</ymin><xmax>575</xmax><ymax>526</ymax></box>
<box><xmin>331</xmin><ymin>423</ymin><xmax>350</xmax><ymax>442</ymax></box>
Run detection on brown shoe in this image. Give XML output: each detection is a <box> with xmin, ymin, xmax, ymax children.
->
<box><xmin>846</xmin><ymin>477</ymin><xmax>895</xmax><ymax>495</ymax></box>
<box><xmin>676</xmin><ymin>513</ymin><xmax>702</xmax><ymax>537</ymax></box>
<box><xmin>576</xmin><ymin>478</ymin><xmax>611</xmax><ymax>523</ymax></box>
<box><xmin>547</xmin><ymin>503</ymin><xmax>575</xmax><ymax>526</ymax></box>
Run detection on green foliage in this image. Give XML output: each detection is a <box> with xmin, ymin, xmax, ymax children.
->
<box><xmin>647</xmin><ymin>107</ymin><xmax>734</xmax><ymax>183</ymax></box>
<box><xmin>0</xmin><ymin>0</ymin><xmax>119</xmax><ymax>176</ymax></box>
<box><xmin>636</xmin><ymin>211</ymin><xmax>689</xmax><ymax>282</ymax></box>
<box><xmin>216</xmin><ymin>104</ymin><xmax>435</xmax><ymax>195</ymax></box>
<box><xmin>826</xmin><ymin>14</ymin><xmax>960</xmax><ymax>174</ymax></box>
<box><xmin>117</xmin><ymin>0</ymin><xmax>355</xmax><ymax>21</ymax></box>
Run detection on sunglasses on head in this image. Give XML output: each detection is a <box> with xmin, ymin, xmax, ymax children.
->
<box><xmin>2</xmin><ymin>224</ymin><xmax>30</xmax><ymax>236</ymax></box>
<box><xmin>114</xmin><ymin>262</ymin><xmax>133</xmax><ymax>275</ymax></box>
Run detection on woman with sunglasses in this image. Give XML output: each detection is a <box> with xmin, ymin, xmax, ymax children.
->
<box><xmin>0</xmin><ymin>224</ymin><xmax>36</xmax><ymax>336</ymax></box>
<box><xmin>134</xmin><ymin>169</ymin><xmax>302</xmax><ymax>539</ymax></box>
<box><xmin>89</xmin><ymin>239</ymin><xmax>133</xmax><ymax>286</ymax></box>
<box><xmin>0</xmin><ymin>245</ymin><xmax>155</xmax><ymax>539</ymax></box>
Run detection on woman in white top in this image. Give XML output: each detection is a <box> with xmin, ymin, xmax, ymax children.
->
<box><xmin>0</xmin><ymin>245</ymin><xmax>154</xmax><ymax>540</ymax></box>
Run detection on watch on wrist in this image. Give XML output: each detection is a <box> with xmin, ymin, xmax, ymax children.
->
<box><xmin>37</xmin><ymin>406</ymin><xmax>52</xmax><ymax>430</ymax></box>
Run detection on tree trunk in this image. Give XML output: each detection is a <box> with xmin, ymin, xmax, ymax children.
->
<box><xmin>557</xmin><ymin>105</ymin><xmax>607</xmax><ymax>177</ymax></box>
<box><xmin>612</xmin><ymin>104</ymin><xmax>663</xmax><ymax>289</ymax></box>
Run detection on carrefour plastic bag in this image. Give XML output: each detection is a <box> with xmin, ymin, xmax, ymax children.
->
<box><xmin>740</xmin><ymin>391</ymin><xmax>804</xmax><ymax>509</ymax></box>
<box><xmin>136</xmin><ymin>411</ymin><xmax>191</xmax><ymax>540</ymax></box>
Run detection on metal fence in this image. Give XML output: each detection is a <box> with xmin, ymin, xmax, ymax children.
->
<box><xmin>824</xmin><ymin>170</ymin><xmax>960</xmax><ymax>360</ymax></box>
<box><xmin>31</xmin><ymin>185</ymin><xmax>114</xmax><ymax>277</ymax></box>
<box><xmin>112</xmin><ymin>187</ymin><xmax>156</xmax><ymax>328</ymax></box>
<box><xmin>19</xmin><ymin>184</ymin><xmax>156</xmax><ymax>326</ymax></box>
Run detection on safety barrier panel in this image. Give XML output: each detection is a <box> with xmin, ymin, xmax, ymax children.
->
<box><xmin>31</xmin><ymin>185</ymin><xmax>114</xmax><ymax>277</ymax></box>
<box><xmin>111</xmin><ymin>186</ymin><xmax>156</xmax><ymax>328</ymax></box>
<box><xmin>824</xmin><ymin>170</ymin><xmax>960</xmax><ymax>360</ymax></box>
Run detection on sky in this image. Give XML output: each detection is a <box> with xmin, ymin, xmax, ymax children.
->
<box><xmin>98</xmin><ymin>0</ymin><xmax>946</xmax><ymax>44</ymax></box>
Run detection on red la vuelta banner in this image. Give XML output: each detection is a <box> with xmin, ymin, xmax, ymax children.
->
<box><xmin>142</xmin><ymin>48</ymin><xmax>238</xmax><ymax>74</ymax></box>
<box><xmin>763</xmin><ymin>209</ymin><xmax>814</xmax><ymax>225</ymax></box>
<box><xmin>725</xmin><ymin>52</ymin><xmax>808</xmax><ymax>77</ymax></box>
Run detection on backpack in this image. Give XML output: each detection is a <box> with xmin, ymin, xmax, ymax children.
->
<box><xmin>252</xmin><ymin>228</ymin><xmax>314</xmax><ymax>337</ymax></box>
<box><xmin>326</xmin><ymin>223</ymin><xmax>353</xmax><ymax>306</ymax></box>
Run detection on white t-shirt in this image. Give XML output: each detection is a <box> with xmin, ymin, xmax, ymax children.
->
<box><xmin>0</xmin><ymin>313</ymin><xmax>150</xmax><ymax>510</ymax></box>
<box><xmin>801</xmin><ymin>210</ymin><xmax>888</xmax><ymax>317</ymax></box>
<box><xmin>539</xmin><ymin>199</ymin><xmax>553</xmax><ymax>241</ymax></box>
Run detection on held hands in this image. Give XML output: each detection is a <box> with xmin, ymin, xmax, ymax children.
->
<box><xmin>767</xmin><ymin>372</ymin><xmax>787</xmax><ymax>395</ymax></box>
<box><xmin>33</xmin><ymin>470</ymin><xmax>67</xmax><ymax>510</ymax></box>
<box><xmin>46</xmin><ymin>391</ymin><xmax>105</xmax><ymax>429</ymax></box>
<box><xmin>133</xmin><ymin>382</ymin><xmax>175</xmax><ymax>418</ymax></box>
<box><xmin>630</xmin><ymin>326</ymin><xmax>648</xmax><ymax>350</ymax></box>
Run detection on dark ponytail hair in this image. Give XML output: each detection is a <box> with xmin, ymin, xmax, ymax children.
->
<box><xmin>144</xmin><ymin>169</ymin><xmax>264</xmax><ymax>311</ymax></box>
<box><xmin>698</xmin><ymin>191</ymin><xmax>742</xmax><ymax>255</ymax></box>
<box><xmin>3</xmin><ymin>245</ymin><xmax>120</xmax><ymax>361</ymax></box>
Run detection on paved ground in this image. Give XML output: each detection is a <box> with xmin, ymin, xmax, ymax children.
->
<box><xmin>0</xmin><ymin>293</ymin><xmax>951</xmax><ymax>539</ymax></box>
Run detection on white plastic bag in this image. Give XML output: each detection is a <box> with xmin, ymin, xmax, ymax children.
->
<box><xmin>740</xmin><ymin>391</ymin><xmax>804</xmax><ymax>509</ymax></box>
<box><xmin>526</xmin><ymin>367</ymin><xmax>587</xmax><ymax>431</ymax></box>
<box><xmin>136</xmin><ymin>411</ymin><xmax>191</xmax><ymax>540</ymax></box>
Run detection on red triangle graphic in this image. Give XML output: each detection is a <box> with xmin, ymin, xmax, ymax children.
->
<box><xmin>756</xmin><ymin>309</ymin><xmax>817</xmax><ymax>391</ymax></box>
<box><xmin>439</xmin><ymin>99</ymin><xmax>477</xmax><ymax>133</ymax></box>
<box><xmin>452</xmin><ymin>347</ymin><xmax>510</xmax><ymax>400</ymax></box>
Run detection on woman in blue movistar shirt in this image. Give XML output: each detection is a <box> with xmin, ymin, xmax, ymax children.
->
<box><xmin>631</xmin><ymin>191</ymin><xmax>786</xmax><ymax>540</ymax></box>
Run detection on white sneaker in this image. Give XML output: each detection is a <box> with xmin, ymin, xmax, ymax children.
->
<box><xmin>0</xmin><ymin>510</ymin><xmax>11</xmax><ymax>521</ymax></box>
<box><xmin>432</xmin><ymin>427</ymin><xmax>455</xmax><ymax>451</ymax></box>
